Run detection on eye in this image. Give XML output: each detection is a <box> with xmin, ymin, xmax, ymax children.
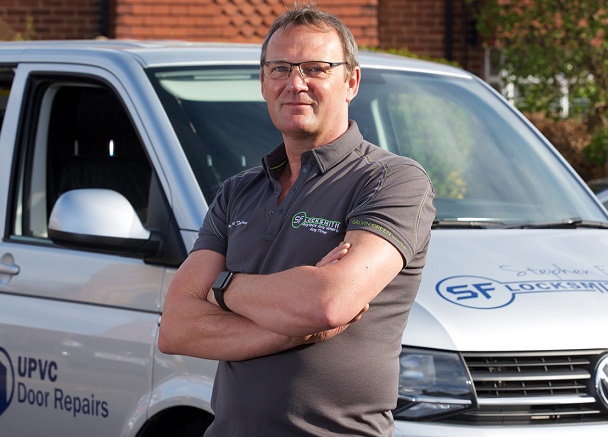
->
<box><xmin>302</xmin><ymin>63</ymin><xmax>326</xmax><ymax>76</ymax></box>
<box><xmin>272</xmin><ymin>64</ymin><xmax>290</xmax><ymax>73</ymax></box>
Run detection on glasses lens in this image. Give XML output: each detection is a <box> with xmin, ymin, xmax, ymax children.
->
<box><xmin>264</xmin><ymin>62</ymin><xmax>291</xmax><ymax>79</ymax></box>
<box><xmin>300</xmin><ymin>62</ymin><xmax>331</xmax><ymax>79</ymax></box>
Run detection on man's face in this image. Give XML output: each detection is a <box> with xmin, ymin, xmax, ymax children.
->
<box><xmin>261</xmin><ymin>25</ymin><xmax>360</xmax><ymax>145</ymax></box>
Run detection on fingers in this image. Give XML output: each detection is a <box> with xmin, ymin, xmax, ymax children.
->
<box><xmin>302</xmin><ymin>325</ymin><xmax>348</xmax><ymax>344</ymax></box>
<box><xmin>315</xmin><ymin>242</ymin><xmax>351</xmax><ymax>267</ymax></box>
<box><xmin>298</xmin><ymin>303</ymin><xmax>370</xmax><ymax>345</ymax></box>
<box><xmin>206</xmin><ymin>288</ymin><xmax>218</xmax><ymax>305</ymax></box>
<box><xmin>348</xmin><ymin>303</ymin><xmax>369</xmax><ymax>323</ymax></box>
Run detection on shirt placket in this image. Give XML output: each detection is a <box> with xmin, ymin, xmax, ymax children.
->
<box><xmin>263</xmin><ymin>151</ymin><xmax>316</xmax><ymax>240</ymax></box>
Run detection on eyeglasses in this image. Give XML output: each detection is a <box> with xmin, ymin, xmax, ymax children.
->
<box><xmin>261</xmin><ymin>61</ymin><xmax>347</xmax><ymax>80</ymax></box>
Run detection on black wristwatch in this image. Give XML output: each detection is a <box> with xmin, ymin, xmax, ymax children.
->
<box><xmin>212</xmin><ymin>271</ymin><xmax>234</xmax><ymax>312</ymax></box>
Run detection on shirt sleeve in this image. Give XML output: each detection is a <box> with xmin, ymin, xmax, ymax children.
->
<box><xmin>346</xmin><ymin>159</ymin><xmax>435</xmax><ymax>265</ymax></box>
<box><xmin>191</xmin><ymin>183</ymin><xmax>229</xmax><ymax>255</ymax></box>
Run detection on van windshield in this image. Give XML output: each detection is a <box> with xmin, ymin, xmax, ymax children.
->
<box><xmin>149</xmin><ymin>65</ymin><xmax>608</xmax><ymax>226</ymax></box>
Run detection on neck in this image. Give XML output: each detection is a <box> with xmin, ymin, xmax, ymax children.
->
<box><xmin>282</xmin><ymin>119</ymin><xmax>350</xmax><ymax>155</ymax></box>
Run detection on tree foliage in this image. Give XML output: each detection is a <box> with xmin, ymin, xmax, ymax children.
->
<box><xmin>469</xmin><ymin>0</ymin><xmax>608</xmax><ymax>168</ymax></box>
<box><xmin>0</xmin><ymin>16</ymin><xmax>36</xmax><ymax>41</ymax></box>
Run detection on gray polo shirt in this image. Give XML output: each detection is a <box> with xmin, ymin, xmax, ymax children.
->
<box><xmin>194</xmin><ymin>122</ymin><xmax>435</xmax><ymax>436</ymax></box>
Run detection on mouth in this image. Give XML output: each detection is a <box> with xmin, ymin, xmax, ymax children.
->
<box><xmin>281</xmin><ymin>100</ymin><xmax>313</xmax><ymax>114</ymax></box>
<box><xmin>283</xmin><ymin>100</ymin><xmax>312</xmax><ymax>106</ymax></box>
<box><xmin>282</xmin><ymin>98</ymin><xmax>316</xmax><ymax>111</ymax></box>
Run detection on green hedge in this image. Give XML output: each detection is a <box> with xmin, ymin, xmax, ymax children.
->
<box><xmin>525</xmin><ymin>113</ymin><xmax>606</xmax><ymax>182</ymax></box>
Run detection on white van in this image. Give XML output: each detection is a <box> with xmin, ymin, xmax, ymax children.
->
<box><xmin>0</xmin><ymin>41</ymin><xmax>607</xmax><ymax>436</ymax></box>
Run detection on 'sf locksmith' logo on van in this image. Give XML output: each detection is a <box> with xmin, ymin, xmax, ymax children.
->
<box><xmin>292</xmin><ymin>211</ymin><xmax>341</xmax><ymax>234</ymax></box>
<box><xmin>437</xmin><ymin>275</ymin><xmax>608</xmax><ymax>309</ymax></box>
<box><xmin>0</xmin><ymin>346</ymin><xmax>109</xmax><ymax>419</ymax></box>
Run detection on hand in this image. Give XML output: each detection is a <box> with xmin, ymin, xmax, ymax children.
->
<box><xmin>316</xmin><ymin>242</ymin><xmax>351</xmax><ymax>267</ymax></box>
<box><xmin>300</xmin><ymin>303</ymin><xmax>369</xmax><ymax>343</ymax></box>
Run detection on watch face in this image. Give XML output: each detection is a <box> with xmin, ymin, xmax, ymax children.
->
<box><xmin>213</xmin><ymin>271</ymin><xmax>232</xmax><ymax>289</ymax></box>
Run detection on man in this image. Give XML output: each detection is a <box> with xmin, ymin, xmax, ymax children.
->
<box><xmin>158</xmin><ymin>3</ymin><xmax>435</xmax><ymax>436</ymax></box>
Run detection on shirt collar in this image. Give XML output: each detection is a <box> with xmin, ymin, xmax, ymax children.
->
<box><xmin>262</xmin><ymin>121</ymin><xmax>364</xmax><ymax>177</ymax></box>
<box><xmin>310</xmin><ymin>121</ymin><xmax>363</xmax><ymax>174</ymax></box>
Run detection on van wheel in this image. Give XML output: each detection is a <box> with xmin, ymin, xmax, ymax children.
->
<box><xmin>138</xmin><ymin>407</ymin><xmax>214</xmax><ymax>437</ymax></box>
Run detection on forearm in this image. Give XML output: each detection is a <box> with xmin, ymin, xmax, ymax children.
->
<box><xmin>223</xmin><ymin>266</ymin><xmax>338</xmax><ymax>337</ymax></box>
<box><xmin>159</xmin><ymin>294</ymin><xmax>302</xmax><ymax>361</ymax></box>
<box><xmin>221</xmin><ymin>232</ymin><xmax>402</xmax><ymax>337</ymax></box>
<box><xmin>158</xmin><ymin>249</ymin><xmax>306</xmax><ymax>361</ymax></box>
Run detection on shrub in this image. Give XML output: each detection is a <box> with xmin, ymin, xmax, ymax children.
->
<box><xmin>525</xmin><ymin>113</ymin><xmax>606</xmax><ymax>182</ymax></box>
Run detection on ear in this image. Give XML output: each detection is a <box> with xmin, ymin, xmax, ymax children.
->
<box><xmin>346</xmin><ymin>66</ymin><xmax>361</xmax><ymax>104</ymax></box>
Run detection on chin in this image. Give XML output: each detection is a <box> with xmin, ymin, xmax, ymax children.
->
<box><xmin>280</xmin><ymin>120</ymin><xmax>318</xmax><ymax>135</ymax></box>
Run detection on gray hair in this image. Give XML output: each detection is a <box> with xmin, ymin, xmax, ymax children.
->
<box><xmin>260</xmin><ymin>2</ymin><xmax>359</xmax><ymax>78</ymax></box>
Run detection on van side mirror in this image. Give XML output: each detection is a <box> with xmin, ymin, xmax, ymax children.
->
<box><xmin>48</xmin><ymin>189</ymin><xmax>159</xmax><ymax>255</ymax></box>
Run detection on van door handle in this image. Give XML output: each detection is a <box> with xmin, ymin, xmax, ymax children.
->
<box><xmin>0</xmin><ymin>254</ymin><xmax>20</xmax><ymax>276</ymax></box>
<box><xmin>0</xmin><ymin>263</ymin><xmax>20</xmax><ymax>275</ymax></box>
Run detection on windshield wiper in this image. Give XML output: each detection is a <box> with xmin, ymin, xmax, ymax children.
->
<box><xmin>433</xmin><ymin>218</ymin><xmax>608</xmax><ymax>229</ymax></box>
<box><xmin>501</xmin><ymin>218</ymin><xmax>608</xmax><ymax>229</ymax></box>
<box><xmin>432</xmin><ymin>219</ymin><xmax>507</xmax><ymax>229</ymax></box>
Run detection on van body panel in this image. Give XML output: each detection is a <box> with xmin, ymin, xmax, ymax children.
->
<box><xmin>406</xmin><ymin>229</ymin><xmax>608</xmax><ymax>352</ymax></box>
<box><xmin>0</xmin><ymin>293</ymin><xmax>156</xmax><ymax>437</ymax></box>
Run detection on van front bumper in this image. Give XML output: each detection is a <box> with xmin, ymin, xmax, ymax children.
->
<box><xmin>394</xmin><ymin>420</ymin><xmax>608</xmax><ymax>437</ymax></box>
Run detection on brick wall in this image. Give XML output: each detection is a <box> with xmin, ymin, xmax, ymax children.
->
<box><xmin>113</xmin><ymin>0</ymin><xmax>379</xmax><ymax>46</ymax></box>
<box><xmin>0</xmin><ymin>0</ymin><xmax>102</xmax><ymax>40</ymax></box>
<box><xmin>0</xmin><ymin>0</ymin><xmax>484</xmax><ymax>76</ymax></box>
<box><xmin>378</xmin><ymin>0</ymin><xmax>483</xmax><ymax>75</ymax></box>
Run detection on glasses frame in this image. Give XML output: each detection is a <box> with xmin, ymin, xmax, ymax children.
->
<box><xmin>261</xmin><ymin>60</ymin><xmax>347</xmax><ymax>80</ymax></box>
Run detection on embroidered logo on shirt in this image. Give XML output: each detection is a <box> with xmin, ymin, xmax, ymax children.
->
<box><xmin>228</xmin><ymin>220</ymin><xmax>248</xmax><ymax>229</ymax></box>
<box><xmin>291</xmin><ymin>211</ymin><xmax>341</xmax><ymax>234</ymax></box>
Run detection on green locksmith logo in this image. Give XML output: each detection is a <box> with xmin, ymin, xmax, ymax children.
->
<box><xmin>291</xmin><ymin>211</ymin><xmax>341</xmax><ymax>235</ymax></box>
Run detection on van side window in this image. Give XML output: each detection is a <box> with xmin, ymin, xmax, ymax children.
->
<box><xmin>11</xmin><ymin>80</ymin><xmax>152</xmax><ymax>241</ymax></box>
<box><xmin>47</xmin><ymin>86</ymin><xmax>152</xmax><ymax>220</ymax></box>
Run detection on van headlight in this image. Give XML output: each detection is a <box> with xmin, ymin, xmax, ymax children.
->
<box><xmin>393</xmin><ymin>347</ymin><xmax>476</xmax><ymax>420</ymax></box>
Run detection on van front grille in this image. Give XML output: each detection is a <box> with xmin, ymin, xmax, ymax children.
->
<box><xmin>447</xmin><ymin>350</ymin><xmax>608</xmax><ymax>425</ymax></box>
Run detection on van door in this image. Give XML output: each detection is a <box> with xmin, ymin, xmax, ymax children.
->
<box><xmin>0</xmin><ymin>67</ymin><xmax>183</xmax><ymax>436</ymax></box>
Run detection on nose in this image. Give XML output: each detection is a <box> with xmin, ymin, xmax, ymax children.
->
<box><xmin>292</xmin><ymin>64</ymin><xmax>306</xmax><ymax>80</ymax></box>
<box><xmin>288</xmin><ymin>65</ymin><xmax>308</xmax><ymax>89</ymax></box>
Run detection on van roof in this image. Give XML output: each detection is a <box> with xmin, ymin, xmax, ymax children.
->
<box><xmin>0</xmin><ymin>39</ymin><xmax>472</xmax><ymax>79</ymax></box>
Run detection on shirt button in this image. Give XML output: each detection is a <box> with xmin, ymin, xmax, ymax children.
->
<box><xmin>268</xmin><ymin>210</ymin><xmax>273</xmax><ymax>215</ymax></box>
